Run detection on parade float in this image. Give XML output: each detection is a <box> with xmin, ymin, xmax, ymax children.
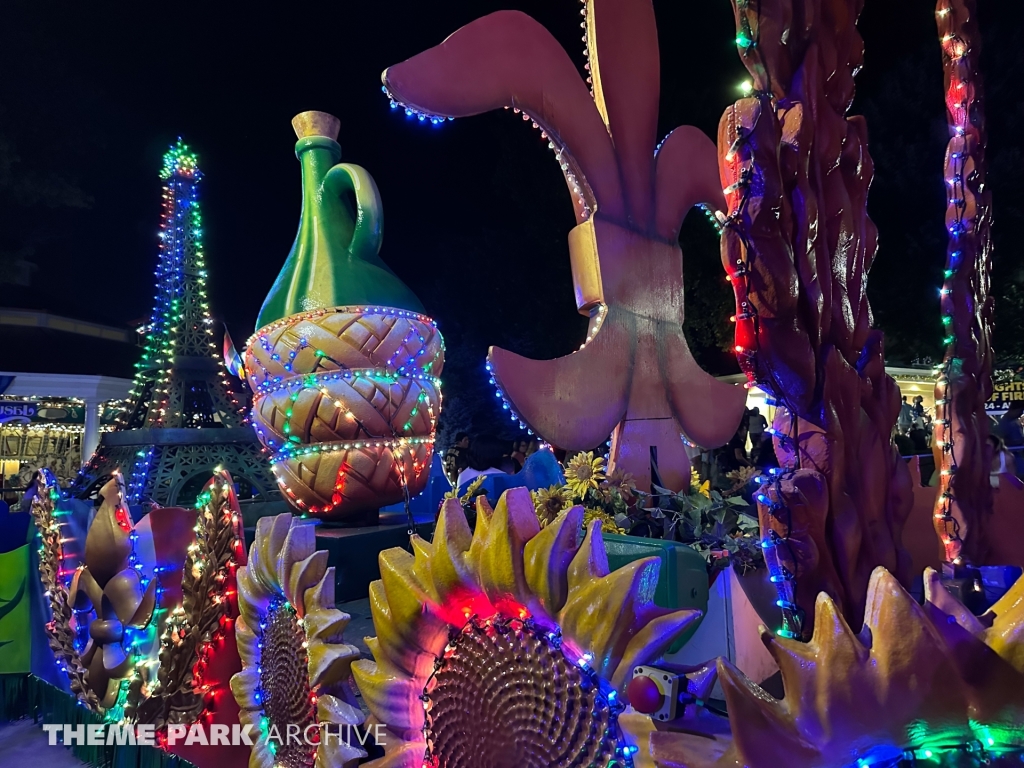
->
<box><xmin>4</xmin><ymin>0</ymin><xmax>1023</xmax><ymax>767</ymax></box>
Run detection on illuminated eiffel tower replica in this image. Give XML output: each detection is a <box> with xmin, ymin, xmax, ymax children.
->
<box><xmin>71</xmin><ymin>140</ymin><xmax>277</xmax><ymax>508</ymax></box>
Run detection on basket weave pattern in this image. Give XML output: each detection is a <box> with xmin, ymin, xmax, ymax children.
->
<box><xmin>245</xmin><ymin>306</ymin><xmax>443</xmax><ymax>518</ymax></box>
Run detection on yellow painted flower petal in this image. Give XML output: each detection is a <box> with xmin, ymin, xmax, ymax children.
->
<box><xmin>288</xmin><ymin>550</ymin><xmax>329</xmax><ymax>618</ymax></box>
<box><xmin>985</xmin><ymin>567</ymin><xmax>1024</xmax><ymax>672</ymax></box>
<box><xmin>524</xmin><ymin>506</ymin><xmax>583</xmax><ymax>618</ymax></box>
<box><xmin>418</xmin><ymin>501</ymin><xmax>473</xmax><ymax>602</ymax></box>
<box><xmin>618</xmin><ymin>712</ymin><xmax>657</xmax><ymax>768</ymax></box>
<box><xmin>923</xmin><ymin>566</ymin><xmax>986</xmax><ymax>636</ymax></box>
<box><xmin>377</xmin><ymin>549</ymin><xmax>448</xmax><ymax>675</ymax></box>
<box><xmin>276</xmin><ymin>521</ymin><xmax>317</xmax><ymax>600</ymax></box>
<box><xmin>248</xmin><ymin>736</ymin><xmax>276</xmax><ymax>768</ymax></box>
<box><xmin>235</xmin><ymin>616</ymin><xmax>260</xmax><ymax>668</ymax></box>
<box><xmin>308</xmin><ymin>639</ymin><xmax>361</xmax><ymax>689</ymax></box>
<box><xmin>316</xmin><ymin>737</ymin><xmax>367</xmax><ymax>768</ymax></box>
<box><xmin>304</xmin><ymin>568</ymin><xmax>336</xmax><ymax>614</ymax></box>
<box><xmin>230</xmin><ymin>667</ymin><xmax>261</xmax><ymax>711</ymax></box>
<box><xmin>467</xmin><ymin>495</ymin><xmax>494</xmax><ymax>561</ymax></box>
<box><xmin>469</xmin><ymin>486</ymin><xmax>539</xmax><ymax>606</ymax></box>
<box><xmin>559</xmin><ymin>556</ymin><xmax>661</xmax><ymax>680</ymax></box>
<box><xmin>351</xmin><ymin>659</ymin><xmax>425</xmax><ymax>731</ymax></box>
<box><xmin>237</xmin><ymin>566</ymin><xmax>270</xmax><ymax>630</ymax></box>
<box><xmin>317</xmin><ymin>692</ymin><xmax>365</xmax><ymax>726</ymax></box>
<box><xmin>251</xmin><ymin>513</ymin><xmax>292</xmax><ymax>594</ymax></box>
<box><xmin>611</xmin><ymin>607</ymin><xmax>702</xmax><ymax>690</ymax></box>
<box><xmin>303</xmin><ymin>608</ymin><xmax>351</xmax><ymax>642</ymax></box>
<box><xmin>567</xmin><ymin>520</ymin><xmax>610</xmax><ymax>594</ymax></box>
<box><xmin>716</xmin><ymin>657</ymin><xmax>812</xmax><ymax>766</ymax></box>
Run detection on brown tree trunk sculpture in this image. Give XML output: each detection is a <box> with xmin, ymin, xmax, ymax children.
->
<box><xmin>716</xmin><ymin>0</ymin><xmax>913</xmax><ymax>638</ymax></box>
<box><xmin>931</xmin><ymin>0</ymin><xmax>994</xmax><ymax>566</ymax></box>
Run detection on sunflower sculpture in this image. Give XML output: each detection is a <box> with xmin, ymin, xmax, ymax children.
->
<box><xmin>530</xmin><ymin>484</ymin><xmax>570</xmax><ymax>525</ymax></box>
<box><xmin>564</xmin><ymin>451</ymin><xmax>606</xmax><ymax>497</ymax></box>
<box><xmin>352</xmin><ymin>486</ymin><xmax>701</xmax><ymax>767</ymax></box>
<box><xmin>663</xmin><ymin>567</ymin><xmax>1024</xmax><ymax>767</ymax></box>
<box><xmin>231</xmin><ymin>514</ymin><xmax>365</xmax><ymax>768</ymax></box>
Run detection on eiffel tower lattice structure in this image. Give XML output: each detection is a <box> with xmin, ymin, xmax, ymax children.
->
<box><xmin>70</xmin><ymin>140</ymin><xmax>277</xmax><ymax>508</ymax></box>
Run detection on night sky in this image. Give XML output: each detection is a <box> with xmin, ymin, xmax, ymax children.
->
<box><xmin>2</xmin><ymin>0</ymin><xmax>1020</xmax><ymax>441</ymax></box>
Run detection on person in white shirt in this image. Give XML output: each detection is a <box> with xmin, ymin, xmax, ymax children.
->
<box><xmin>456</xmin><ymin>435</ymin><xmax>512</xmax><ymax>491</ymax></box>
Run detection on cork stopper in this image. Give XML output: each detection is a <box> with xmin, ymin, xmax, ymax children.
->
<box><xmin>291</xmin><ymin>111</ymin><xmax>341</xmax><ymax>141</ymax></box>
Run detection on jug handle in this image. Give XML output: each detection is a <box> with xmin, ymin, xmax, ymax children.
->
<box><xmin>323</xmin><ymin>163</ymin><xmax>384</xmax><ymax>259</ymax></box>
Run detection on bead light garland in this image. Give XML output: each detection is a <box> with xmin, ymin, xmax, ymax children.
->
<box><xmin>930</xmin><ymin>0</ymin><xmax>993</xmax><ymax>566</ymax></box>
<box><xmin>30</xmin><ymin>469</ymin><xmax>100</xmax><ymax>709</ymax></box>
<box><xmin>717</xmin><ymin>6</ymin><xmax>805</xmax><ymax>641</ymax></box>
<box><xmin>147</xmin><ymin>470</ymin><xmax>244</xmax><ymax>732</ymax></box>
<box><xmin>111</xmin><ymin>140</ymin><xmax>247</xmax><ymax>434</ymax></box>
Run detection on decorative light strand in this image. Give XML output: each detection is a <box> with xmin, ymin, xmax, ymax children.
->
<box><xmin>931</xmin><ymin>0</ymin><xmax>992</xmax><ymax>566</ymax></box>
<box><xmin>719</xmin><ymin>15</ymin><xmax>806</xmax><ymax>640</ymax></box>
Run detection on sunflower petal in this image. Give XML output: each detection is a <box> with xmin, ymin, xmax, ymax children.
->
<box><xmin>277</xmin><ymin>521</ymin><xmax>317</xmax><ymax>602</ymax></box>
<box><xmin>610</xmin><ymin>607</ymin><xmax>702</xmax><ymax>690</ymax></box>
<box><xmin>350</xmin><ymin>659</ymin><xmax>424</xmax><ymax>731</ymax></box>
<box><xmin>236</xmin><ymin>616</ymin><xmax>260</xmax><ymax>668</ymax></box>
<box><xmin>567</xmin><ymin>519</ymin><xmax>610</xmax><ymax>593</ymax></box>
<box><xmin>308</xmin><ymin>640</ymin><xmax>361</xmax><ymax>689</ymax></box>
<box><xmin>303</xmin><ymin>608</ymin><xmax>351</xmax><ymax>642</ymax></box>
<box><xmin>230</xmin><ymin>667</ymin><xmax>262</xmax><ymax>711</ymax></box>
<box><xmin>237</xmin><ymin>566</ymin><xmax>272</xmax><ymax>630</ymax></box>
<box><xmin>618</xmin><ymin>711</ymin><xmax>658</xmax><ymax>768</ymax></box>
<box><xmin>304</xmin><ymin>568</ymin><xmax>336</xmax><ymax>614</ymax></box>
<box><xmin>419</xmin><ymin>500</ymin><xmax>473</xmax><ymax>603</ymax></box>
<box><xmin>470</xmin><ymin>486</ymin><xmax>539</xmax><ymax>607</ymax></box>
<box><xmin>376</xmin><ymin>549</ymin><xmax>447</xmax><ymax>675</ymax></box>
<box><xmin>524</xmin><ymin>506</ymin><xmax>583</xmax><ymax>618</ymax></box>
<box><xmin>248</xmin><ymin>736</ymin><xmax>276</xmax><ymax>768</ymax></box>
<box><xmin>317</xmin><ymin>692</ymin><xmax>365</xmax><ymax>726</ymax></box>
<box><xmin>251</xmin><ymin>513</ymin><xmax>292</xmax><ymax>594</ymax></box>
<box><xmin>559</xmin><ymin>556</ymin><xmax>661</xmax><ymax>679</ymax></box>
<box><xmin>288</xmin><ymin>550</ymin><xmax>329</xmax><ymax>618</ymax></box>
<box><xmin>316</xmin><ymin>736</ymin><xmax>367</xmax><ymax>768</ymax></box>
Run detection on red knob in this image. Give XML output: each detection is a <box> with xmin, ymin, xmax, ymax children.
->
<box><xmin>626</xmin><ymin>675</ymin><xmax>664</xmax><ymax>714</ymax></box>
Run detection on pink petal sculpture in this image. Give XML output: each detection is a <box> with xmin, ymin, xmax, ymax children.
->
<box><xmin>717</xmin><ymin>0</ymin><xmax>913</xmax><ymax>636</ymax></box>
<box><xmin>383</xmin><ymin>0</ymin><xmax>746</xmax><ymax>492</ymax></box>
<box><xmin>932</xmin><ymin>0</ymin><xmax>994</xmax><ymax>565</ymax></box>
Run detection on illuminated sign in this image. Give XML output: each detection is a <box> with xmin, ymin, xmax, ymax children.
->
<box><xmin>0</xmin><ymin>401</ymin><xmax>38</xmax><ymax>424</ymax></box>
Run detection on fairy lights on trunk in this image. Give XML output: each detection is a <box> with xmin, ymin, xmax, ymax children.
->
<box><xmin>931</xmin><ymin>0</ymin><xmax>994</xmax><ymax>566</ymax></box>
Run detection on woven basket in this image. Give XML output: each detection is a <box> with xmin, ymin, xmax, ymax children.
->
<box><xmin>245</xmin><ymin>306</ymin><xmax>443</xmax><ymax>519</ymax></box>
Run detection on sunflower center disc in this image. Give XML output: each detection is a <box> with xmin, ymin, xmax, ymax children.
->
<box><xmin>262</xmin><ymin>602</ymin><xmax>316</xmax><ymax>768</ymax></box>
<box><xmin>423</xmin><ymin>617</ymin><xmax>622</xmax><ymax>768</ymax></box>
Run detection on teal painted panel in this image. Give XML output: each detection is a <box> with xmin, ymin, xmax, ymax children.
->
<box><xmin>603</xmin><ymin>534</ymin><xmax>709</xmax><ymax>652</ymax></box>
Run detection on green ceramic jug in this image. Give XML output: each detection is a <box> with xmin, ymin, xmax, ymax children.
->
<box><xmin>255</xmin><ymin>111</ymin><xmax>423</xmax><ymax>330</ymax></box>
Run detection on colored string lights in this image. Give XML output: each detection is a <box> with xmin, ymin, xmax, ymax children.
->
<box><xmin>148</xmin><ymin>471</ymin><xmax>243</xmax><ymax>729</ymax></box>
<box><xmin>719</xmin><ymin>72</ymin><xmax>805</xmax><ymax>640</ymax></box>
<box><xmin>246</xmin><ymin>306</ymin><xmax>442</xmax><ymax>518</ymax></box>
<box><xmin>112</xmin><ymin>139</ymin><xmax>247</xmax><ymax>435</ymax></box>
<box><xmin>931</xmin><ymin>0</ymin><xmax>994</xmax><ymax>566</ymax></box>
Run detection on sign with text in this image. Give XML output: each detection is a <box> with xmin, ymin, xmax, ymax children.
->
<box><xmin>988</xmin><ymin>376</ymin><xmax>1024</xmax><ymax>413</ymax></box>
<box><xmin>0</xmin><ymin>401</ymin><xmax>37</xmax><ymax>424</ymax></box>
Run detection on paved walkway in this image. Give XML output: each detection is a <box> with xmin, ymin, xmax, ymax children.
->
<box><xmin>0</xmin><ymin>718</ymin><xmax>88</xmax><ymax>768</ymax></box>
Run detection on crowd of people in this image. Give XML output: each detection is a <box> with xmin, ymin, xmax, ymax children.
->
<box><xmin>895</xmin><ymin>395</ymin><xmax>934</xmax><ymax>455</ymax></box>
<box><xmin>442</xmin><ymin>433</ymin><xmax>544</xmax><ymax>489</ymax></box>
